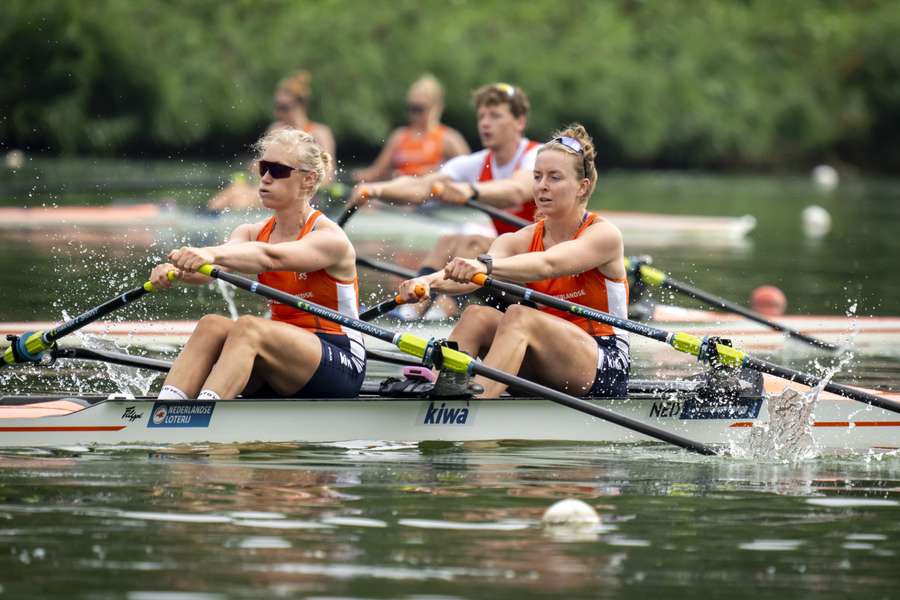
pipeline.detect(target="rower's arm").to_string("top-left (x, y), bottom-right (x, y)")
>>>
top-left (424, 230), bottom-right (527, 295)
top-left (490, 221), bottom-right (625, 282)
top-left (205, 228), bottom-right (350, 275)
top-left (353, 172), bottom-right (449, 206)
top-left (352, 130), bottom-right (401, 183)
top-left (472, 168), bottom-right (534, 209)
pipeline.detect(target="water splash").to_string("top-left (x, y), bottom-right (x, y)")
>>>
top-left (213, 279), bottom-right (240, 320)
top-left (737, 349), bottom-right (857, 462)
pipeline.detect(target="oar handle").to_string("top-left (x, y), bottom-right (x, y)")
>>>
top-left (358, 285), bottom-right (427, 321)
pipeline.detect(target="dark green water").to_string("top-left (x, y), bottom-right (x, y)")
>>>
top-left (1, 159), bottom-right (899, 597)
top-left (0, 444), bottom-right (898, 599)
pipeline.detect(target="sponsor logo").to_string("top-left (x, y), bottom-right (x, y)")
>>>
top-left (649, 398), bottom-right (763, 420)
top-left (148, 402), bottom-right (215, 428)
top-left (121, 406), bottom-right (143, 423)
top-left (421, 401), bottom-right (471, 425)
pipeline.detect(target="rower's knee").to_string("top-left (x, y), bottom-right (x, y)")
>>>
top-left (227, 315), bottom-right (265, 348)
top-left (497, 304), bottom-right (538, 336)
top-left (194, 314), bottom-right (232, 340)
top-left (457, 304), bottom-right (500, 330)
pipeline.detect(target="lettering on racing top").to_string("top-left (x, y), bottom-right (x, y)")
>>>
top-left (649, 397), bottom-right (763, 420)
top-left (419, 401), bottom-right (475, 426)
top-left (121, 406), bottom-right (144, 423)
top-left (148, 402), bottom-right (216, 428)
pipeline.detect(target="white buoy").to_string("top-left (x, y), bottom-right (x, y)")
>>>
top-left (802, 204), bottom-right (832, 239)
top-left (4, 149), bottom-right (25, 170)
top-left (541, 498), bottom-right (600, 526)
top-left (811, 164), bottom-right (839, 191)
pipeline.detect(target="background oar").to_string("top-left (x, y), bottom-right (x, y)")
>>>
top-left (197, 263), bottom-right (716, 455)
top-left (627, 258), bottom-right (838, 351)
top-left (334, 189), bottom-right (367, 227)
top-left (359, 285), bottom-right (428, 321)
top-left (471, 274), bottom-right (900, 415)
top-left (2, 272), bottom-right (176, 367)
top-left (430, 182), bottom-right (531, 230)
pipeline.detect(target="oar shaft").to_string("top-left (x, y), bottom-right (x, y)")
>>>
top-left (636, 263), bottom-right (837, 351)
top-left (335, 202), bottom-right (359, 227)
top-left (743, 356), bottom-right (900, 413)
top-left (470, 362), bottom-right (717, 455)
top-left (44, 284), bottom-right (150, 344)
top-left (474, 274), bottom-right (900, 414)
top-left (465, 199), bottom-right (531, 229)
top-left (357, 256), bottom-right (417, 279)
top-left (359, 285), bottom-right (427, 321)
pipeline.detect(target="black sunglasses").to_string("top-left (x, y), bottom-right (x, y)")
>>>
top-left (406, 103), bottom-right (427, 114)
top-left (258, 160), bottom-right (298, 179)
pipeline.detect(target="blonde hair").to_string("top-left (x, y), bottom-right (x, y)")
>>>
top-left (254, 128), bottom-right (332, 194)
top-left (277, 70), bottom-right (312, 103)
top-left (539, 123), bottom-right (598, 202)
top-left (409, 74), bottom-right (444, 107)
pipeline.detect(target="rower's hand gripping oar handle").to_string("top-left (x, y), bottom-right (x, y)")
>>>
top-left (2, 271), bottom-right (176, 367)
top-left (358, 285), bottom-right (428, 321)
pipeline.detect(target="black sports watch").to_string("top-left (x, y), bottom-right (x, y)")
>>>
top-left (476, 253), bottom-right (493, 275)
top-left (468, 183), bottom-right (480, 201)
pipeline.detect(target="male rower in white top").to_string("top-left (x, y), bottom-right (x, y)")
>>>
top-left (397, 124), bottom-right (630, 398)
top-left (348, 83), bottom-right (540, 318)
top-left (150, 128), bottom-right (365, 400)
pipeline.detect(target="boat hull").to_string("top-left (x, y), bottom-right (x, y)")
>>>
top-left (0, 389), bottom-right (897, 450)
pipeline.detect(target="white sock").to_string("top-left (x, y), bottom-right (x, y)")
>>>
top-left (158, 385), bottom-right (188, 400)
top-left (197, 389), bottom-right (221, 400)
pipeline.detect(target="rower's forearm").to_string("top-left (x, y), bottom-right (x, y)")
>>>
top-left (372, 178), bottom-right (431, 205)
top-left (210, 242), bottom-right (275, 273)
top-left (491, 252), bottom-right (556, 283)
top-left (478, 181), bottom-right (531, 209)
top-left (428, 270), bottom-right (478, 295)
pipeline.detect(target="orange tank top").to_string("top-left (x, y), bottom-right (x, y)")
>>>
top-left (256, 210), bottom-right (360, 337)
top-left (391, 125), bottom-right (447, 176)
top-left (479, 139), bottom-right (540, 235)
top-left (526, 213), bottom-right (629, 339)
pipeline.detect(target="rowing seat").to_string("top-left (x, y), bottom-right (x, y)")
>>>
top-left (0, 398), bottom-right (90, 419)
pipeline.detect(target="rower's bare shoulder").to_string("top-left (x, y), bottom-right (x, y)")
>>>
top-left (228, 220), bottom-right (267, 243)
top-left (587, 218), bottom-right (623, 242)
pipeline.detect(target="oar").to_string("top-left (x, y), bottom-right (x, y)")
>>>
top-left (626, 258), bottom-right (838, 352)
top-left (51, 347), bottom-right (174, 372)
top-left (430, 182), bottom-right (532, 230)
top-left (359, 285), bottom-right (428, 321)
top-left (469, 274), bottom-right (900, 415)
top-left (1, 272), bottom-right (176, 367)
top-left (195, 263), bottom-right (716, 455)
top-left (357, 255), bottom-right (417, 279)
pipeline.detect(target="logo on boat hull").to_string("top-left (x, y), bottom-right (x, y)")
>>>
top-left (649, 398), bottom-right (763, 420)
top-left (148, 402), bottom-right (215, 428)
top-left (419, 401), bottom-right (473, 426)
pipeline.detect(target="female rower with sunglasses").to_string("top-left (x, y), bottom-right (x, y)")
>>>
top-left (150, 128), bottom-right (365, 401)
top-left (397, 124), bottom-right (629, 398)
top-left (208, 71), bottom-right (335, 211)
top-left (352, 74), bottom-right (469, 182)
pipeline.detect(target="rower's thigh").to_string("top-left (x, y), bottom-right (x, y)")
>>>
top-left (239, 319), bottom-right (324, 395)
top-left (502, 306), bottom-right (599, 395)
top-left (450, 304), bottom-right (504, 357)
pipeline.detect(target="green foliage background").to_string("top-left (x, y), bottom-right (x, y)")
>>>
top-left (2, 0), bottom-right (899, 169)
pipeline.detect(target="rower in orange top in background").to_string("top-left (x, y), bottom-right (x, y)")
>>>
top-left (347, 83), bottom-right (540, 319)
top-left (352, 75), bottom-right (470, 182)
top-left (208, 70), bottom-right (336, 211)
top-left (397, 124), bottom-right (629, 398)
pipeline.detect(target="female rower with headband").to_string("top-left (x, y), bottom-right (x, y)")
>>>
top-left (398, 124), bottom-right (629, 398)
top-left (150, 128), bottom-right (365, 400)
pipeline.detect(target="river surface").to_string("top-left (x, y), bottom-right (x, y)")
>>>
top-left (0, 159), bottom-right (899, 598)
